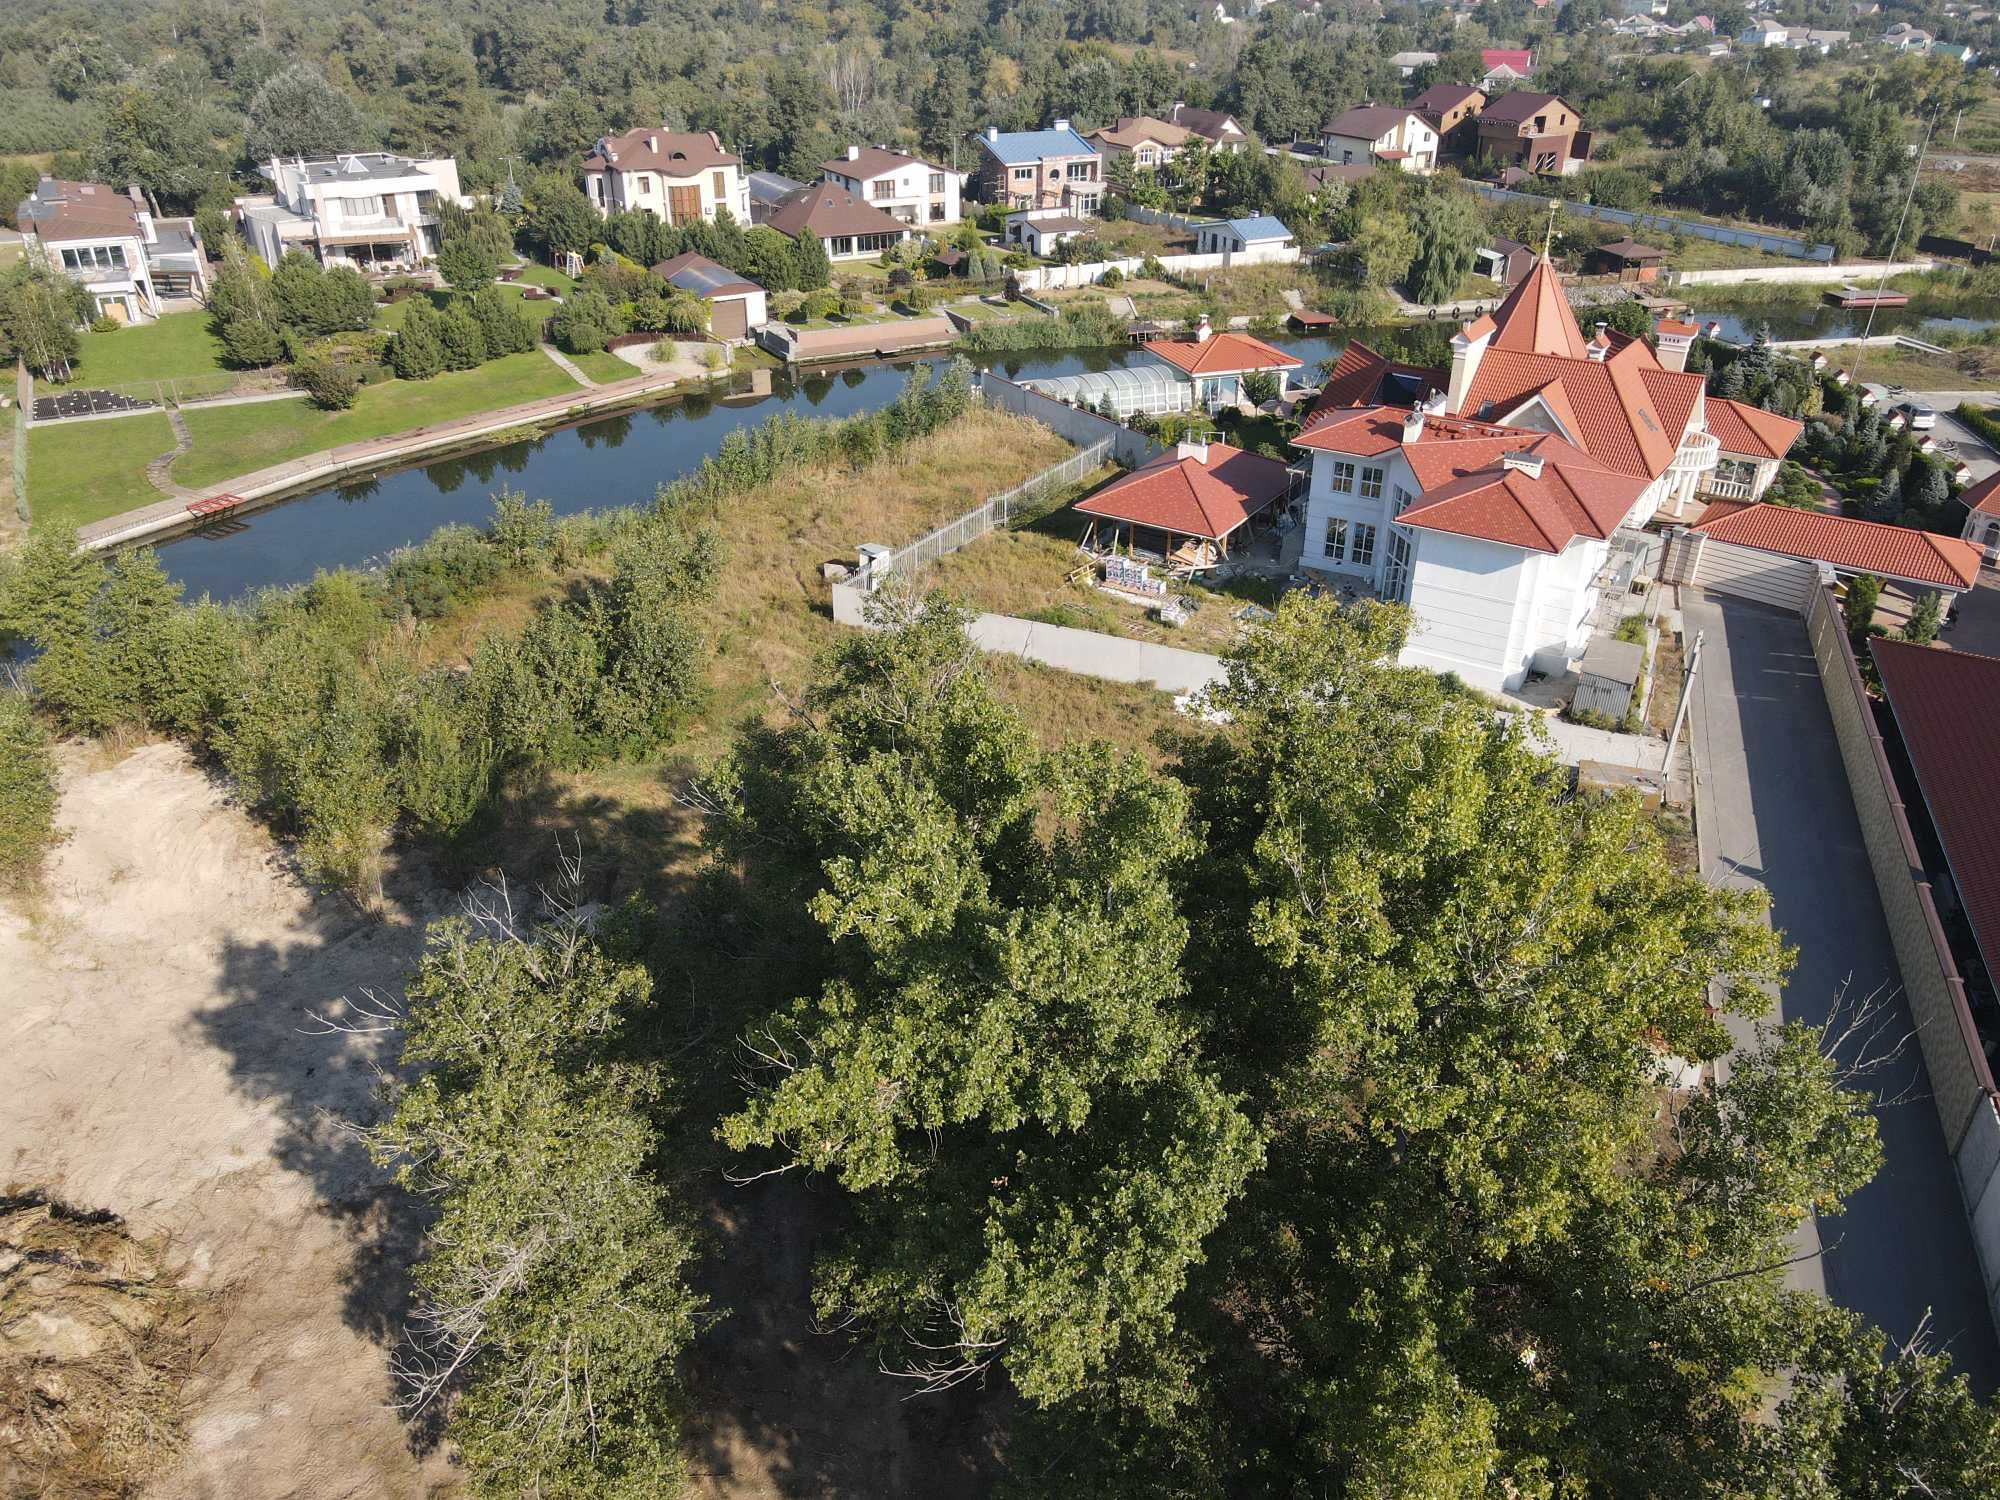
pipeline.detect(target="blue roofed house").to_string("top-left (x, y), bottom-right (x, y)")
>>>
top-left (1194, 214), bottom-right (1296, 263)
top-left (973, 122), bottom-right (1103, 213)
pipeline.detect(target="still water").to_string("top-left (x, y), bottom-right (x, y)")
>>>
top-left (153, 336), bottom-right (1347, 600)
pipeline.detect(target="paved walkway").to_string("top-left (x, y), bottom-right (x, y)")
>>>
top-left (1684, 590), bottom-right (1999, 1390)
top-left (539, 343), bottom-right (594, 388)
top-left (73, 360), bottom-right (709, 551)
top-left (144, 409), bottom-right (196, 500)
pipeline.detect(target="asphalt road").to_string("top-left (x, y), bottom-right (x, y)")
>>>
top-left (1685, 591), bottom-right (2000, 1392)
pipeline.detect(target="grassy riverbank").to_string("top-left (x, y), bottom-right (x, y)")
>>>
top-left (169, 353), bottom-right (580, 490)
top-left (25, 412), bottom-right (177, 532)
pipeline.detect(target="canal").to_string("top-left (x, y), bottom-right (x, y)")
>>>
top-left (153, 335), bottom-right (1349, 600)
top-left (149, 296), bottom-right (1999, 601)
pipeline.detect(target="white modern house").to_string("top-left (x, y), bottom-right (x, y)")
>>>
top-left (236, 153), bottom-right (465, 272)
top-left (583, 129), bottom-right (751, 225)
top-left (1293, 258), bottom-right (1803, 691)
top-left (819, 146), bottom-right (960, 228)
top-left (1319, 106), bottom-right (1439, 173)
top-left (16, 177), bottom-right (208, 324)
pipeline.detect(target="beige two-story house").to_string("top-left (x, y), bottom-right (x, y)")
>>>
top-left (583, 129), bottom-right (751, 225)
top-left (973, 123), bottom-right (1103, 213)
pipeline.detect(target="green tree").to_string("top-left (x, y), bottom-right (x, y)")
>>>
top-left (1901, 590), bottom-right (1944, 644)
top-left (791, 229), bottom-right (831, 291)
top-left (437, 305), bottom-right (488, 370)
top-left (390, 303), bottom-right (447, 380)
top-left (522, 171), bottom-right (598, 262)
top-left (711, 595), bottom-right (1260, 1404)
top-left (89, 79), bottom-right (227, 212)
top-left (0, 528), bottom-right (113, 733)
top-left (0, 265), bottom-right (88, 378)
top-left (546, 288), bottom-right (622, 355)
top-left (389, 41), bottom-right (489, 157)
top-left (438, 234), bottom-right (499, 296)
top-left (362, 905), bottom-right (703, 1498)
top-left (0, 691), bottom-right (62, 890)
top-left (1405, 186), bottom-right (1485, 305)
top-left (1345, 209), bottom-right (1418, 292)
top-left (1844, 573), bottom-right (1884, 636)
top-left (242, 64), bottom-right (371, 168)
top-left (914, 60), bottom-right (973, 158)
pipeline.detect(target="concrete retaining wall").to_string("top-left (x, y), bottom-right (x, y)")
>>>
top-left (971, 373), bottom-right (1165, 467)
top-left (1803, 582), bottom-right (1997, 1151)
top-left (1673, 260), bottom-right (1935, 287)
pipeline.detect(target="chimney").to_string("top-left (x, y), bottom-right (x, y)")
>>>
top-left (986, 125), bottom-right (1000, 142)
top-left (1177, 436), bottom-right (1210, 464)
top-left (1446, 318), bottom-right (1493, 415)
top-left (648, 133), bottom-right (659, 152)
top-left (1588, 324), bottom-right (1609, 362)
top-left (1401, 408), bottom-right (1426, 444)
top-left (847, 145), bottom-right (861, 160)
top-left (1053, 118), bottom-right (1071, 132)
top-left (1194, 313), bottom-right (1213, 343)
top-left (1654, 320), bottom-right (1693, 373)
top-left (1500, 450), bottom-right (1545, 479)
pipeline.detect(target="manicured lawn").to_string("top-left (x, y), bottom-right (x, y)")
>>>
top-left (511, 262), bottom-right (576, 293)
top-left (374, 284), bottom-right (560, 331)
top-left (504, 284), bottom-right (561, 324)
top-left (173, 353), bottom-right (581, 489)
top-left (26, 411), bottom-right (176, 532)
top-left (37, 310), bottom-right (228, 394)
top-left (563, 348), bottom-right (639, 383)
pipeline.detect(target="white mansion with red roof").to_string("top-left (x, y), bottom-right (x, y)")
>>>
top-left (1293, 257), bottom-right (1804, 691)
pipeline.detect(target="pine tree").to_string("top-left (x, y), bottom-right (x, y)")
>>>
top-left (791, 229), bottom-right (831, 291)
top-left (391, 304), bottom-right (447, 380)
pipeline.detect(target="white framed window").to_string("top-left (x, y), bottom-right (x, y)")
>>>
top-left (929, 172), bottom-right (947, 193)
top-left (872, 180), bottom-right (895, 200)
top-left (1360, 466), bottom-right (1384, 500)
top-left (1012, 166), bottom-right (1034, 181)
top-left (1351, 523), bottom-right (1377, 567)
top-left (1331, 461), bottom-right (1355, 494)
top-left (341, 195), bottom-right (383, 220)
top-left (1392, 485), bottom-right (1414, 516)
top-left (1323, 517), bottom-right (1348, 560)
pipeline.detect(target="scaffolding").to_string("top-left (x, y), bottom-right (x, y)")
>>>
top-left (1025, 363), bottom-right (1194, 419)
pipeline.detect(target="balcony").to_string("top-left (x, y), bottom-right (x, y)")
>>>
top-left (1701, 476), bottom-right (1755, 501)
top-left (1668, 428), bottom-right (1719, 479)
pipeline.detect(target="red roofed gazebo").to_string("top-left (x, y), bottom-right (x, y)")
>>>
top-left (1074, 437), bottom-right (1293, 572)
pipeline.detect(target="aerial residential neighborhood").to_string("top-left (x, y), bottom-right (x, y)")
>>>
top-left (5, 0), bottom-right (2000, 1495)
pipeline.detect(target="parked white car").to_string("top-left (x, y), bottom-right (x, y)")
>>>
top-left (1894, 401), bottom-right (1939, 431)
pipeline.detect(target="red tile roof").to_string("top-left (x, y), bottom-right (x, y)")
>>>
top-left (1962, 470), bottom-right (2000, 518)
top-left (1073, 441), bottom-right (1291, 540)
top-left (1291, 409), bottom-right (1643, 553)
top-left (586, 129), bottom-right (739, 174)
top-left (1705, 397), bottom-right (1804, 461)
top-left (1482, 49), bottom-right (1536, 70)
top-left (1306, 341), bottom-right (1443, 413)
top-left (1872, 639), bottom-right (2000, 975)
top-left (1459, 344), bottom-right (1700, 478)
top-left (1145, 330), bottom-right (1303, 377)
top-left (1480, 257), bottom-right (1588, 360)
top-left (1690, 502), bottom-right (1982, 589)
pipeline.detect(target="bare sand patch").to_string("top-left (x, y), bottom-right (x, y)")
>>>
top-left (0, 742), bottom-right (457, 1499)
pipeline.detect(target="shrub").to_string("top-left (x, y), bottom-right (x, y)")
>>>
top-left (383, 525), bottom-right (507, 619)
top-left (391, 676), bottom-right (497, 845)
top-left (1100, 266), bottom-right (1124, 288)
top-left (88, 314), bottom-right (120, 334)
top-left (390, 305), bottom-right (446, 380)
top-left (547, 288), bottom-right (623, 355)
top-left (487, 491), bottom-right (557, 570)
top-left (437, 306), bottom-right (488, 371)
top-left (1843, 573), bottom-right (1883, 637)
top-left (0, 690), bottom-right (61, 890)
top-left (294, 352), bottom-right (360, 410)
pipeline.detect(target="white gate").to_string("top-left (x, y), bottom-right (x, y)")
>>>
top-left (1691, 535), bottom-right (1817, 611)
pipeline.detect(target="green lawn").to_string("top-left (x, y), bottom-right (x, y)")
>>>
top-left (563, 348), bottom-right (637, 383)
top-left (504, 284), bottom-right (561, 324)
top-left (37, 310), bottom-right (228, 394)
top-left (26, 411), bottom-right (177, 532)
top-left (511, 262), bottom-right (576, 293)
top-left (375, 283), bottom-right (560, 332)
top-left (173, 353), bottom-right (580, 489)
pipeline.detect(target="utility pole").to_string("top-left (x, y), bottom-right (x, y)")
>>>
top-left (1662, 628), bottom-right (1705, 783)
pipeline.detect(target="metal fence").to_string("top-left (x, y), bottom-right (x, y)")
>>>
top-left (1466, 185), bottom-right (1835, 263)
top-left (886, 437), bottom-right (1114, 575)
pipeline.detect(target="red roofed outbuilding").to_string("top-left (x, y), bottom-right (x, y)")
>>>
top-left (1072, 438), bottom-right (1292, 570)
top-left (1142, 318), bottom-right (1303, 409)
top-left (1959, 470), bottom-right (2000, 566)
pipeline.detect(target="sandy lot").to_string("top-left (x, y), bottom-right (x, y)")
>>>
top-left (0, 742), bottom-right (457, 1498)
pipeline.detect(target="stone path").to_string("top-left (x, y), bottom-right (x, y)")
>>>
top-left (539, 342), bottom-right (595, 387)
top-left (144, 408), bottom-right (197, 500)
